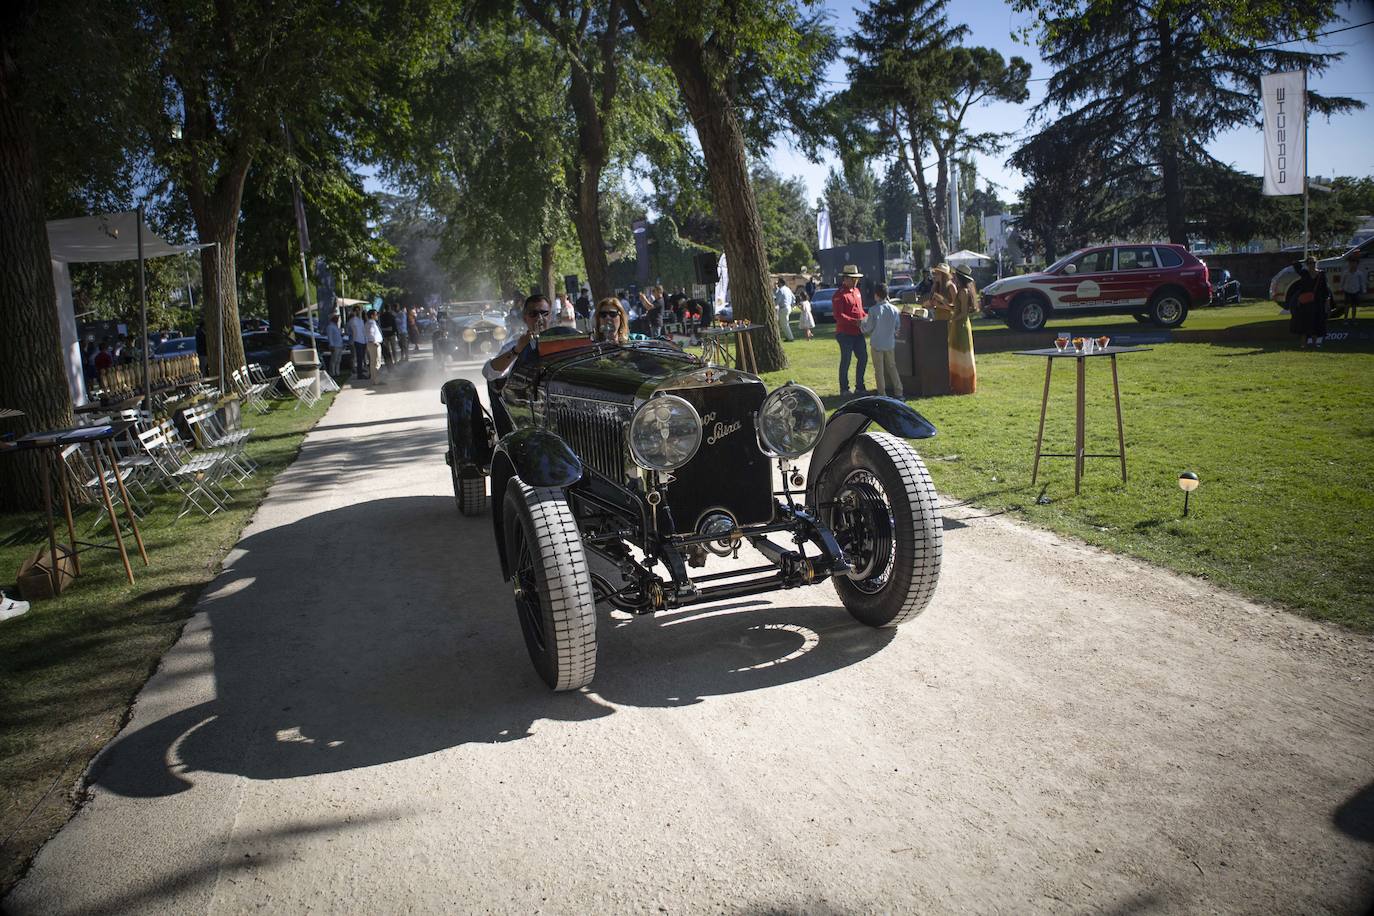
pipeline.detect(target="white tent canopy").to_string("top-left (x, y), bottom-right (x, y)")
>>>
top-left (47, 211), bottom-right (207, 406)
top-left (946, 249), bottom-right (993, 266)
top-left (47, 212), bottom-right (205, 263)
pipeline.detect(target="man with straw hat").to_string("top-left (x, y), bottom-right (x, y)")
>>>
top-left (833, 264), bottom-right (868, 396)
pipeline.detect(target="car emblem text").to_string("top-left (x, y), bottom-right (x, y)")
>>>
top-left (701, 411), bottom-right (742, 446)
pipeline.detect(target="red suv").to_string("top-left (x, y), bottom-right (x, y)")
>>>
top-left (980, 244), bottom-right (1210, 331)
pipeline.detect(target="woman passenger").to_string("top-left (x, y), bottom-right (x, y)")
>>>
top-left (593, 297), bottom-right (630, 344)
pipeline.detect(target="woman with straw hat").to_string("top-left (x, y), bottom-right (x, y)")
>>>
top-left (949, 265), bottom-right (980, 393)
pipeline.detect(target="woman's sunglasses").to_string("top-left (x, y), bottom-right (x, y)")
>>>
top-left (597, 311), bottom-right (620, 320)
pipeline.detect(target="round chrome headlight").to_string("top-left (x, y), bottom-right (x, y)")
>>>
top-left (629, 394), bottom-right (702, 472)
top-left (492, 326), bottom-right (508, 341)
top-left (757, 383), bottom-right (825, 458)
top-left (462, 328), bottom-right (477, 342)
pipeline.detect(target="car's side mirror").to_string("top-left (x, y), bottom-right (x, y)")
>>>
top-left (1063, 264), bottom-right (1077, 275)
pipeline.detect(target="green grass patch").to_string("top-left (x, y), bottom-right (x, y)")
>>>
top-left (0, 393), bottom-right (334, 893)
top-left (762, 328), bottom-right (1374, 632)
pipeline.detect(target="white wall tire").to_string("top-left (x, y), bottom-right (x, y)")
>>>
top-left (502, 479), bottom-right (597, 690)
top-left (823, 431), bottom-right (943, 627)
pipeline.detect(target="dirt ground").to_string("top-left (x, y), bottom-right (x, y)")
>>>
top-left (7, 356), bottom-right (1372, 914)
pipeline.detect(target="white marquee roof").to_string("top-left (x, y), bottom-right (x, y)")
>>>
top-left (46, 211), bottom-right (208, 264)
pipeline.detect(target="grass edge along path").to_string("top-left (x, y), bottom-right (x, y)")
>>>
top-left (0, 392), bottom-right (336, 895)
top-left (760, 326), bottom-right (1374, 634)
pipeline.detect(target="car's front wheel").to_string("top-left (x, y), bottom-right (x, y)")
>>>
top-left (1008, 294), bottom-right (1049, 332)
top-left (822, 431), bottom-right (942, 627)
top-left (502, 479), bottom-right (597, 690)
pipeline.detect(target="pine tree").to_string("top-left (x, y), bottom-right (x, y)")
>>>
top-left (1011, 0), bottom-right (1362, 244)
top-left (837, 0), bottom-right (1030, 264)
top-left (879, 159), bottom-right (917, 246)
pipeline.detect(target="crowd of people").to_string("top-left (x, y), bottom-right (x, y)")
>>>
top-left (827, 262), bottom-right (979, 398)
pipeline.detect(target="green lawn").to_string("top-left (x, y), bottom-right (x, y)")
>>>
top-left (0, 393), bottom-right (334, 893)
top-left (761, 326), bottom-right (1374, 632)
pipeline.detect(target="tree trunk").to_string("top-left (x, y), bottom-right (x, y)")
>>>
top-left (265, 257), bottom-right (296, 336)
top-left (568, 67), bottom-right (612, 300)
top-left (906, 142), bottom-right (946, 266)
top-left (199, 222), bottom-right (246, 377)
top-left (0, 18), bottom-right (75, 511)
top-left (540, 240), bottom-right (557, 303)
top-left (1155, 15), bottom-right (1186, 245)
top-left (663, 38), bottom-right (786, 372)
top-left (193, 165), bottom-right (249, 377)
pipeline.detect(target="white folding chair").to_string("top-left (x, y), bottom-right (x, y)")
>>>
top-left (277, 363), bottom-right (320, 410)
top-left (136, 422), bottom-right (229, 519)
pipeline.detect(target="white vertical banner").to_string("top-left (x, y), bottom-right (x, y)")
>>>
top-left (714, 253), bottom-right (729, 309)
top-left (816, 209), bottom-right (833, 250)
top-left (1261, 70), bottom-right (1306, 196)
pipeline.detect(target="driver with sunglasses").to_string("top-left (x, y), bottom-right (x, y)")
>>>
top-left (482, 293), bottom-right (553, 381)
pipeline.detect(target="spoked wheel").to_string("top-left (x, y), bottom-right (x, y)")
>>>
top-left (452, 463), bottom-right (489, 516)
top-left (822, 431), bottom-right (943, 627)
top-left (502, 479), bottom-right (597, 690)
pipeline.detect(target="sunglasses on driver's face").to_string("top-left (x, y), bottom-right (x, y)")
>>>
top-left (597, 311), bottom-right (620, 320)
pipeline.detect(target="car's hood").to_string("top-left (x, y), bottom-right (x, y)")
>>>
top-left (982, 272), bottom-right (1051, 296)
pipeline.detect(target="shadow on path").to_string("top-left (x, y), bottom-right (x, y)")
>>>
top-left (91, 496), bottom-right (892, 798)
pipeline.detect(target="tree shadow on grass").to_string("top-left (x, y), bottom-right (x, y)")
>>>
top-left (89, 495), bottom-right (893, 799)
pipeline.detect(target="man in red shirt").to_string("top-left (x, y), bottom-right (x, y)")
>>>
top-left (833, 264), bottom-right (868, 396)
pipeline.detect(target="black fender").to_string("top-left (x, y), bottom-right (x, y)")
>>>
top-left (440, 378), bottom-right (494, 477)
top-left (805, 396), bottom-right (936, 507)
top-left (488, 428), bottom-right (584, 580)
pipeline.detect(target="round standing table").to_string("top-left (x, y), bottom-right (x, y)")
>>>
top-left (1014, 345), bottom-right (1151, 494)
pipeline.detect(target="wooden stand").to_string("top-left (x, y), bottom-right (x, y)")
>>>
top-left (898, 316), bottom-right (950, 398)
top-left (1020, 346), bottom-right (1150, 494)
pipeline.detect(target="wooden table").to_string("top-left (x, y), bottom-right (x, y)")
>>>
top-left (1015, 345), bottom-right (1151, 494)
top-left (5, 422), bottom-right (149, 591)
top-left (698, 324), bottom-right (760, 374)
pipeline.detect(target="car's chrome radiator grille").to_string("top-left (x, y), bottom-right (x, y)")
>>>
top-left (550, 400), bottom-right (627, 481)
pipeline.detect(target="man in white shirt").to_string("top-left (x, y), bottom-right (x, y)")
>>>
top-left (346, 307), bottom-right (368, 379)
top-left (774, 278), bottom-right (795, 341)
top-left (483, 294), bottom-right (552, 382)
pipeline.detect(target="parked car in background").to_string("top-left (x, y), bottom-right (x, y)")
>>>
top-left (980, 244), bottom-right (1210, 331)
top-left (1268, 237), bottom-right (1374, 317)
top-left (809, 287), bottom-right (837, 322)
top-left (152, 337), bottom-right (197, 360)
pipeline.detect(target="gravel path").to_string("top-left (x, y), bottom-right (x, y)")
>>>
top-left (8, 355), bottom-right (1372, 915)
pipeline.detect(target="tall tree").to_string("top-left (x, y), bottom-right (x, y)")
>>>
top-left (752, 164), bottom-right (814, 272)
top-left (838, 0), bottom-right (1029, 265)
top-left (0, 1), bottom-right (74, 509)
top-left (1011, 0), bottom-right (1362, 244)
top-left (823, 166), bottom-right (881, 245)
top-left (879, 158), bottom-right (917, 246)
top-left (623, 0), bottom-right (833, 372)
top-left (134, 0), bottom-right (447, 373)
top-left (395, 21), bottom-right (574, 301)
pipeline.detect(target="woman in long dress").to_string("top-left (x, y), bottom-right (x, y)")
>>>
top-left (948, 265), bottom-right (979, 394)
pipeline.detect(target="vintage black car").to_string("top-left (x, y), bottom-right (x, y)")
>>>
top-left (433, 309), bottom-right (510, 363)
top-left (441, 329), bottom-right (943, 690)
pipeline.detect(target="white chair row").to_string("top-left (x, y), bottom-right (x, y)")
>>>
top-left (231, 366), bottom-right (275, 414)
